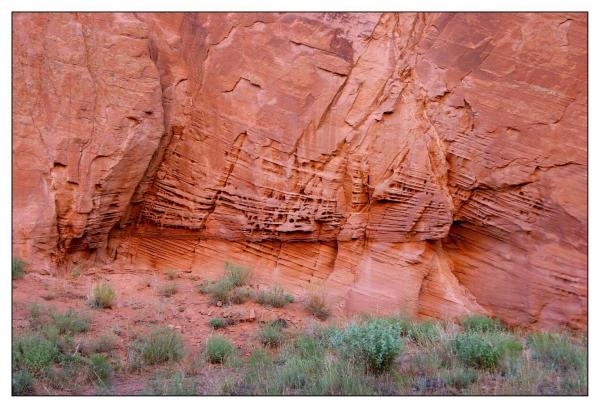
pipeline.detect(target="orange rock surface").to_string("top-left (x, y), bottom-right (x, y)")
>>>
top-left (12, 12), bottom-right (587, 330)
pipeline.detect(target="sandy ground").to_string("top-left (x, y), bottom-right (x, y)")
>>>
top-left (12, 269), bottom-right (331, 395)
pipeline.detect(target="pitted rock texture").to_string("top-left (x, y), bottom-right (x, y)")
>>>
top-left (12, 12), bottom-right (587, 331)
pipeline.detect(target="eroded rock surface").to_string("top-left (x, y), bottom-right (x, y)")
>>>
top-left (13, 12), bottom-right (587, 330)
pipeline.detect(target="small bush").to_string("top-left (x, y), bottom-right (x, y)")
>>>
top-left (51, 309), bottom-right (90, 334)
top-left (136, 327), bottom-right (185, 365)
top-left (231, 287), bottom-right (252, 304)
top-left (88, 353), bottom-right (111, 383)
top-left (224, 261), bottom-right (252, 287)
top-left (205, 335), bottom-right (235, 364)
top-left (450, 332), bottom-right (501, 370)
top-left (208, 317), bottom-right (230, 330)
top-left (12, 369), bottom-right (34, 395)
top-left (256, 285), bottom-right (295, 308)
top-left (305, 291), bottom-right (330, 320)
top-left (460, 315), bottom-right (505, 333)
top-left (259, 323), bottom-right (284, 348)
top-left (12, 258), bottom-right (26, 280)
top-left (13, 334), bottom-right (59, 374)
top-left (90, 283), bottom-right (116, 309)
top-left (158, 282), bottom-right (178, 298)
top-left (333, 317), bottom-right (404, 373)
top-left (527, 332), bottom-right (586, 371)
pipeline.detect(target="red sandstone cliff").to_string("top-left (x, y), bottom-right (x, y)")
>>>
top-left (12, 12), bottom-right (587, 330)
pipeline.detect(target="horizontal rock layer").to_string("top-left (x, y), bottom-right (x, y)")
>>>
top-left (13, 12), bottom-right (587, 330)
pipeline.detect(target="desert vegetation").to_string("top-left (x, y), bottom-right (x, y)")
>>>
top-left (12, 258), bottom-right (26, 280)
top-left (12, 262), bottom-right (586, 396)
top-left (13, 301), bottom-right (587, 395)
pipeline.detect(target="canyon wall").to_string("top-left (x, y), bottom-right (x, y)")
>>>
top-left (12, 12), bottom-right (587, 330)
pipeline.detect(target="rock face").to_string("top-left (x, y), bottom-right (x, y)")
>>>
top-left (13, 12), bottom-right (587, 330)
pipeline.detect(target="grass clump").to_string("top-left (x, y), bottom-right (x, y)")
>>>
top-left (201, 262), bottom-right (252, 305)
top-left (224, 261), bottom-right (252, 287)
top-left (90, 283), bottom-right (116, 309)
top-left (231, 287), bottom-right (252, 304)
top-left (12, 258), bottom-right (26, 280)
top-left (135, 327), bottom-right (185, 365)
top-left (88, 353), bottom-right (111, 383)
top-left (527, 332), bottom-right (586, 371)
top-left (405, 320), bottom-right (442, 345)
top-left (305, 291), bottom-right (330, 320)
top-left (12, 369), bottom-right (35, 395)
top-left (259, 322), bottom-right (284, 348)
top-left (13, 334), bottom-right (59, 374)
top-left (207, 279), bottom-right (234, 304)
top-left (460, 315), bottom-right (505, 333)
top-left (83, 333), bottom-right (117, 355)
top-left (332, 317), bottom-right (404, 373)
top-left (158, 282), bottom-right (178, 298)
top-left (205, 335), bottom-right (235, 364)
top-left (208, 317), bottom-right (231, 330)
top-left (256, 285), bottom-right (295, 308)
top-left (146, 369), bottom-right (197, 395)
top-left (51, 309), bottom-right (90, 335)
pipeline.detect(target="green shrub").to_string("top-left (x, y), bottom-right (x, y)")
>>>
top-left (305, 291), bottom-right (330, 320)
top-left (208, 317), bottom-right (230, 329)
top-left (136, 327), bottom-right (185, 365)
top-left (51, 309), bottom-right (90, 334)
top-left (205, 335), bottom-right (235, 364)
top-left (88, 353), bottom-right (111, 383)
top-left (231, 287), bottom-right (252, 304)
top-left (333, 317), bottom-right (404, 373)
top-left (12, 258), bottom-right (26, 280)
top-left (90, 283), bottom-right (116, 309)
top-left (13, 334), bottom-right (59, 374)
top-left (224, 261), bottom-right (252, 287)
top-left (256, 285), bottom-right (295, 308)
top-left (12, 369), bottom-right (34, 395)
top-left (450, 332), bottom-right (502, 370)
top-left (158, 282), bottom-right (178, 298)
top-left (527, 332), bottom-right (586, 371)
top-left (259, 323), bottom-right (284, 347)
top-left (460, 315), bottom-right (505, 333)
